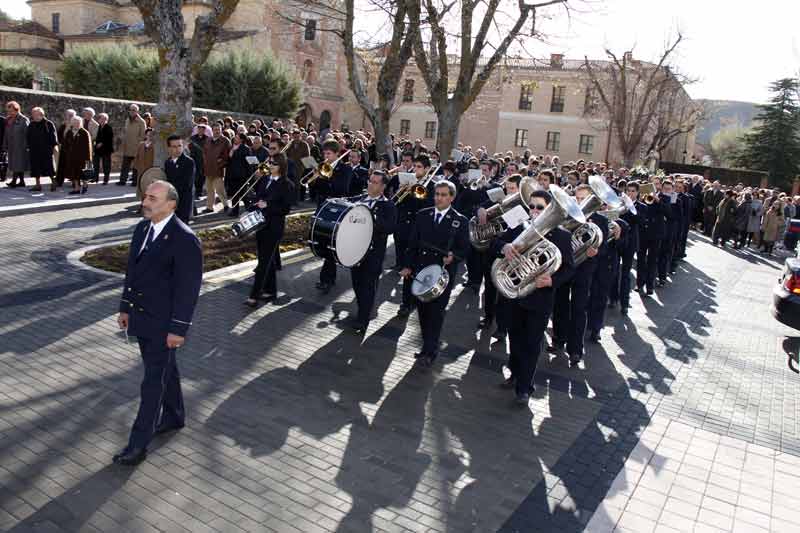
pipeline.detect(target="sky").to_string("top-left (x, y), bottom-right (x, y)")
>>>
top-left (5, 0), bottom-right (798, 104)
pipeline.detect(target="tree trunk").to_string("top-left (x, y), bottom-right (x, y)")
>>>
top-left (435, 105), bottom-right (461, 161)
top-left (152, 47), bottom-right (193, 166)
top-left (373, 109), bottom-right (393, 165)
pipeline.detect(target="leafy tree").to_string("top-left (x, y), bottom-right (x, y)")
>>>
top-left (0, 59), bottom-right (36, 88)
top-left (735, 78), bottom-right (800, 188)
top-left (60, 45), bottom-right (159, 101)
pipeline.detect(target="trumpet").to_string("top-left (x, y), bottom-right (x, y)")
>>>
top-left (639, 182), bottom-right (657, 204)
top-left (392, 163), bottom-right (441, 204)
top-left (300, 149), bottom-right (351, 186)
top-left (468, 177), bottom-right (539, 251)
top-left (470, 175), bottom-right (489, 191)
top-left (229, 161), bottom-right (271, 207)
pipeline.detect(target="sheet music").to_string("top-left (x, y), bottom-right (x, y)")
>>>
top-left (451, 149), bottom-right (464, 161)
top-left (501, 205), bottom-right (529, 229)
top-left (486, 187), bottom-right (505, 203)
top-left (301, 156), bottom-right (318, 169)
top-left (467, 169), bottom-right (482, 180)
top-left (245, 156), bottom-right (260, 165)
top-left (398, 172), bottom-right (417, 186)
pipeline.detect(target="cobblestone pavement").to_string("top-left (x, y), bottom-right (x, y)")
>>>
top-left (0, 203), bottom-right (797, 533)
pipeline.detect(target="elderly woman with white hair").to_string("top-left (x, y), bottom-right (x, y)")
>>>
top-left (25, 107), bottom-right (58, 192)
top-left (93, 112), bottom-right (114, 184)
top-left (61, 115), bottom-right (93, 195)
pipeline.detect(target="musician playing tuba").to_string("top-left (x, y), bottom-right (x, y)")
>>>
top-left (488, 188), bottom-right (576, 406)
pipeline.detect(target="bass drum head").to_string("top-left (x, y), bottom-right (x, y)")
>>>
top-left (412, 264), bottom-right (444, 296)
top-left (334, 204), bottom-right (373, 267)
top-left (138, 167), bottom-right (166, 192)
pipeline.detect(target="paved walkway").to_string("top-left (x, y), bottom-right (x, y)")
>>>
top-left (0, 203), bottom-right (797, 533)
top-left (0, 175), bottom-right (136, 215)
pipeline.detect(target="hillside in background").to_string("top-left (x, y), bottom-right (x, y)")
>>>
top-left (695, 99), bottom-right (759, 145)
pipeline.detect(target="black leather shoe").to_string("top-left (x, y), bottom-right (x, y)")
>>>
top-left (397, 304), bottom-right (411, 317)
top-left (607, 301), bottom-right (617, 309)
top-left (352, 322), bottom-right (367, 334)
top-left (568, 353), bottom-right (583, 367)
top-left (547, 343), bottom-right (564, 354)
top-left (587, 331), bottom-right (600, 343)
top-left (478, 316), bottom-right (493, 329)
top-left (645, 289), bottom-right (654, 296)
top-left (514, 392), bottom-right (530, 405)
top-left (492, 328), bottom-right (507, 340)
top-left (499, 377), bottom-right (515, 389)
top-left (154, 422), bottom-right (184, 436)
top-left (620, 306), bottom-right (629, 316)
top-left (112, 447), bottom-right (147, 466)
top-left (421, 355), bottom-right (435, 368)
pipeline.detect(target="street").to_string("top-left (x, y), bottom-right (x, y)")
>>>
top-left (1, 201), bottom-right (798, 533)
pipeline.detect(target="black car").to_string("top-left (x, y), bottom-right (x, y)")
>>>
top-left (772, 256), bottom-right (800, 330)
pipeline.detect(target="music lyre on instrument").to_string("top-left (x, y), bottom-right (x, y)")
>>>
top-left (300, 150), bottom-right (351, 186)
top-left (392, 163), bottom-right (441, 204)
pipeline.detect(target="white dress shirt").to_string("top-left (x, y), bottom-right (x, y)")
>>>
top-left (139, 213), bottom-right (173, 256)
top-left (434, 206), bottom-right (450, 224)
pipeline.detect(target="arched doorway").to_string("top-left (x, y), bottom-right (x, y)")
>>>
top-left (320, 110), bottom-right (332, 131)
top-left (295, 103), bottom-right (313, 128)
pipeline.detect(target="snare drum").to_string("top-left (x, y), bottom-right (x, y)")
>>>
top-left (231, 210), bottom-right (266, 238)
top-left (411, 264), bottom-right (450, 303)
top-left (309, 199), bottom-right (374, 267)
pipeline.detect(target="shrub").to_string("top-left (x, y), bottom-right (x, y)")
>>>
top-left (0, 59), bottom-right (36, 88)
top-left (61, 46), bottom-right (301, 117)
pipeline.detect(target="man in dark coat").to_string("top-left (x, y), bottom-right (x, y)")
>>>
top-left (189, 126), bottom-right (208, 198)
top-left (703, 181), bottom-right (724, 236)
top-left (163, 135), bottom-right (195, 224)
top-left (114, 179), bottom-right (202, 466)
top-left (92, 113), bottom-right (114, 184)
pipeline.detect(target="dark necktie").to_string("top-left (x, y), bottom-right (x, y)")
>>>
top-left (138, 226), bottom-right (155, 259)
top-left (435, 213), bottom-right (442, 225)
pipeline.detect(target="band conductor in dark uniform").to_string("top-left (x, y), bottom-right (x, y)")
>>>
top-left (115, 179), bottom-right (203, 466)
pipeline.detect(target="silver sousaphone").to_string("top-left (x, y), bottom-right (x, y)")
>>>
top-left (491, 185), bottom-right (585, 299)
top-left (468, 177), bottom-right (540, 251)
top-left (563, 176), bottom-right (622, 265)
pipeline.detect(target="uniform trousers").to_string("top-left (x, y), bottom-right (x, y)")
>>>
top-left (479, 251), bottom-right (497, 320)
top-left (416, 278), bottom-right (454, 357)
top-left (637, 239), bottom-right (659, 291)
top-left (588, 255), bottom-right (615, 333)
top-left (351, 260), bottom-right (382, 325)
top-left (128, 338), bottom-right (184, 451)
top-left (508, 302), bottom-right (549, 395)
top-left (320, 257), bottom-right (337, 285)
top-left (249, 225), bottom-right (281, 298)
top-left (657, 231), bottom-right (676, 281)
top-left (552, 270), bottom-right (592, 357)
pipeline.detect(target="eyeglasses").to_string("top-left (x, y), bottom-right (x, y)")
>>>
top-left (531, 204), bottom-right (546, 211)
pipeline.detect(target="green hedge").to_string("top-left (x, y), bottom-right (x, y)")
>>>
top-left (61, 46), bottom-right (300, 117)
top-left (0, 59), bottom-right (36, 88)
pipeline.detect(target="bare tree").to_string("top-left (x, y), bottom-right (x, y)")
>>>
top-left (132, 0), bottom-right (240, 164)
top-left (276, 0), bottom-right (420, 164)
top-left (413, 0), bottom-right (569, 158)
top-left (583, 33), bottom-right (696, 166)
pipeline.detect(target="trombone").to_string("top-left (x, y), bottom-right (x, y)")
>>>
top-left (229, 161), bottom-right (271, 207)
top-left (392, 163), bottom-right (441, 204)
top-left (639, 182), bottom-right (657, 204)
top-left (300, 149), bottom-right (351, 186)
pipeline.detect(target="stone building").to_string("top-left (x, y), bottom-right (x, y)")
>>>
top-left (363, 53), bottom-right (697, 166)
top-left (1, 0), bottom-right (353, 130)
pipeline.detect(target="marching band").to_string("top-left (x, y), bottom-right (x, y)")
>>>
top-left (232, 148), bottom-right (700, 407)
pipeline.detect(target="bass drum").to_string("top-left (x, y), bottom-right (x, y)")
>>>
top-left (411, 264), bottom-right (450, 303)
top-left (309, 199), bottom-right (374, 267)
top-left (137, 167), bottom-right (166, 200)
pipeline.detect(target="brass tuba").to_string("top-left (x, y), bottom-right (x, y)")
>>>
top-left (563, 176), bottom-right (622, 265)
top-left (469, 177), bottom-right (539, 251)
top-left (491, 185), bottom-right (585, 299)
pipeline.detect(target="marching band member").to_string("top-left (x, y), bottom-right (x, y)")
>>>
top-left (315, 140), bottom-right (356, 294)
top-left (459, 159), bottom-right (495, 292)
top-left (396, 154), bottom-right (434, 317)
top-left (389, 150), bottom-right (417, 272)
top-left (673, 180), bottom-right (693, 265)
top-left (587, 208), bottom-right (626, 342)
top-left (492, 174), bottom-right (522, 342)
top-left (609, 181), bottom-right (642, 315)
top-left (347, 149), bottom-right (370, 193)
top-left (636, 181), bottom-right (666, 296)
top-left (245, 153), bottom-right (294, 307)
top-left (490, 189), bottom-right (574, 404)
top-left (550, 183), bottom-right (608, 366)
top-left (400, 181), bottom-right (469, 367)
top-left (656, 180), bottom-right (677, 286)
top-left (348, 170), bottom-right (398, 333)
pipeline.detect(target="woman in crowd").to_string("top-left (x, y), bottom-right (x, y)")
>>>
top-left (54, 109), bottom-right (76, 191)
top-left (3, 101), bottom-right (29, 189)
top-left (226, 132), bottom-right (252, 217)
top-left (733, 192), bottom-right (752, 249)
top-left (61, 115), bottom-right (92, 195)
top-left (748, 190), bottom-right (764, 248)
top-left (133, 128), bottom-right (155, 201)
top-left (93, 113), bottom-right (114, 184)
top-left (761, 200), bottom-right (785, 256)
top-left (712, 190), bottom-right (737, 247)
top-left (26, 107), bottom-right (58, 192)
